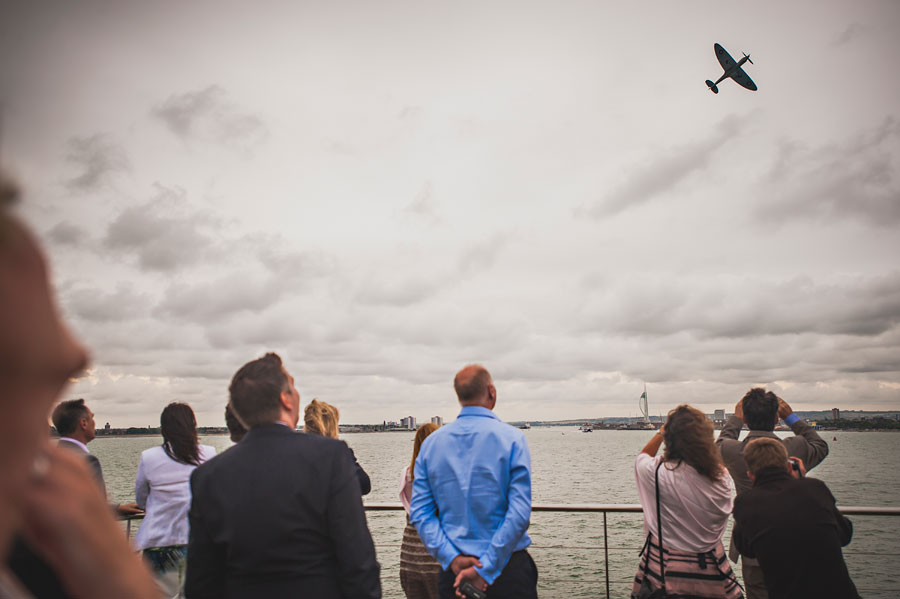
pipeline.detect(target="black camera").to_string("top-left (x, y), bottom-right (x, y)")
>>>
top-left (458, 580), bottom-right (487, 599)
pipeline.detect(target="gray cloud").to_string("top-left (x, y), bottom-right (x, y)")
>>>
top-left (581, 116), bottom-right (744, 218)
top-left (63, 283), bottom-right (153, 323)
top-left (833, 23), bottom-right (869, 46)
top-left (578, 272), bottom-right (900, 339)
top-left (403, 181), bottom-right (440, 223)
top-left (104, 184), bottom-right (222, 272)
top-left (151, 85), bottom-right (266, 144)
top-left (63, 134), bottom-right (129, 192)
top-left (757, 117), bottom-right (900, 225)
top-left (47, 221), bottom-right (88, 246)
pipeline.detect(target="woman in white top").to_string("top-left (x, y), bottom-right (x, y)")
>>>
top-left (134, 402), bottom-right (215, 599)
top-left (632, 405), bottom-right (743, 599)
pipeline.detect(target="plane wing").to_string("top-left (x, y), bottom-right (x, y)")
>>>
top-left (731, 67), bottom-right (758, 91)
top-left (714, 43), bottom-right (736, 71)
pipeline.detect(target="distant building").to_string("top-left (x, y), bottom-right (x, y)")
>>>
top-left (714, 409), bottom-right (725, 422)
top-left (104, 422), bottom-right (111, 431)
top-left (832, 408), bottom-right (840, 421)
top-left (431, 416), bottom-right (443, 426)
top-left (401, 416), bottom-right (416, 430)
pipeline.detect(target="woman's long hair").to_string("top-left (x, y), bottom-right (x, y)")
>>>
top-left (304, 399), bottom-right (340, 439)
top-left (161, 402), bottom-right (201, 466)
top-left (662, 404), bottom-right (724, 481)
top-left (410, 423), bottom-right (439, 480)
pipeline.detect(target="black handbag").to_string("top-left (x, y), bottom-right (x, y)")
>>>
top-left (633, 461), bottom-right (668, 599)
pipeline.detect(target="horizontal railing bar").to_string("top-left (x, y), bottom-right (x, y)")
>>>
top-left (118, 503), bottom-right (900, 520)
top-left (361, 503), bottom-right (900, 515)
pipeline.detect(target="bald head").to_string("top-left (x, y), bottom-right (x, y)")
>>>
top-left (453, 364), bottom-right (496, 408)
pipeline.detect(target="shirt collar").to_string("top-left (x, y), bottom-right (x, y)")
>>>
top-left (457, 405), bottom-right (499, 420)
top-left (58, 437), bottom-right (90, 453)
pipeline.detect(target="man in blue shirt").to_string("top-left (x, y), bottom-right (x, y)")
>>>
top-left (410, 364), bottom-right (537, 599)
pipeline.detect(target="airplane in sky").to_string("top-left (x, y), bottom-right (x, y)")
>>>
top-left (706, 43), bottom-right (757, 94)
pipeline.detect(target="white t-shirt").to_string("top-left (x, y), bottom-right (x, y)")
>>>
top-left (134, 444), bottom-right (216, 550)
top-left (634, 452), bottom-right (734, 553)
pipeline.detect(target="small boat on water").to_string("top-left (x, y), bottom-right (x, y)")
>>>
top-left (579, 424), bottom-right (593, 432)
top-left (518, 422), bottom-right (531, 430)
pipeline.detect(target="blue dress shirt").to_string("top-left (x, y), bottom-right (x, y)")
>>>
top-left (409, 406), bottom-right (532, 584)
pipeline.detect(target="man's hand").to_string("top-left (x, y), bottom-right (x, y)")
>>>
top-left (116, 503), bottom-right (143, 517)
top-left (449, 555), bottom-right (482, 575)
top-left (454, 566), bottom-right (488, 598)
top-left (788, 457), bottom-right (807, 479)
top-left (734, 399), bottom-right (744, 421)
top-left (777, 397), bottom-right (793, 421)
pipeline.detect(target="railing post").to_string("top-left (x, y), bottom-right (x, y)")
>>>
top-left (603, 511), bottom-right (610, 599)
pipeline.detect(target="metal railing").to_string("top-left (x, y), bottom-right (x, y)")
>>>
top-left (121, 504), bottom-right (900, 599)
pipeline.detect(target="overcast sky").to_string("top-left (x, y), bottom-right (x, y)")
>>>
top-left (2, 0), bottom-right (898, 427)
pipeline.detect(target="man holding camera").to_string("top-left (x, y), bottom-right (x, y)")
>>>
top-left (410, 365), bottom-right (536, 599)
top-left (732, 438), bottom-right (860, 599)
top-left (717, 388), bottom-right (829, 599)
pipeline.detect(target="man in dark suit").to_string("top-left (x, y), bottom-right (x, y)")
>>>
top-left (185, 352), bottom-right (381, 599)
top-left (51, 399), bottom-right (104, 490)
top-left (733, 438), bottom-right (860, 599)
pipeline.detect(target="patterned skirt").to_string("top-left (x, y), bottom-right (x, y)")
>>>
top-left (632, 535), bottom-right (743, 599)
top-left (400, 522), bottom-right (441, 599)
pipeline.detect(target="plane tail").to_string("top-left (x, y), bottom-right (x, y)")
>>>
top-left (705, 80), bottom-right (719, 94)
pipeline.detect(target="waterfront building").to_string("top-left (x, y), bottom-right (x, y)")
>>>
top-left (401, 416), bottom-right (416, 430)
top-left (833, 408), bottom-right (841, 420)
top-left (430, 416), bottom-right (443, 426)
top-left (714, 409), bottom-right (725, 422)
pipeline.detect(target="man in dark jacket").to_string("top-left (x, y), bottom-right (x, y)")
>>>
top-left (732, 438), bottom-right (860, 599)
top-left (185, 352), bottom-right (381, 599)
top-left (717, 388), bottom-right (829, 598)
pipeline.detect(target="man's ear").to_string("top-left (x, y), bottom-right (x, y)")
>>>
top-left (747, 471), bottom-right (755, 483)
top-left (279, 389), bottom-right (293, 412)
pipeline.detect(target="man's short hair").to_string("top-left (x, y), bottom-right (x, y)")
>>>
top-left (744, 437), bottom-right (789, 476)
top-left (52, 399), bottom-right (89, 436)
top-left (453, 365), bottom-right (492, 404)
top-left (742, 387), bottom-right (779, 431)
top-left (228, 353), bottom-right (289, 429)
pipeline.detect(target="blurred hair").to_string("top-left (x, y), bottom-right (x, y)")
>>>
top-left (453, 365), bottom-right (492, 404)
top-left (410, 422), bottom-right (440, 479)
top-left (228, 353), bottom-right (289, 428)
top-left (744, 437), bottom-right (789, 476)
top-left (161, 402), bottom-right (200, 465)
top-left (304, 399), bottom-right (339, 439)
top-left (742, 388), bottom-right (779, 431)
top-left (51, 399), bottom-right (90, 436)
top-left (224, 403), bottom-right (247, 443)
top-left (663, 404), bottom-right (725, 482)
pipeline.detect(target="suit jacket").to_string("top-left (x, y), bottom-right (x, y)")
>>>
top-left (185, 423), bottom-right (381, 599)
top-left (57, 439), bottom-right (105, 497)
top-left (733, 468), bottom-right (859, 599)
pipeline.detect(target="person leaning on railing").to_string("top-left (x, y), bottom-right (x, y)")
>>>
top-left (632, 405), bottom-right (743, 599)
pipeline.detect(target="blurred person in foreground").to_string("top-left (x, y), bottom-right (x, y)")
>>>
top-left (410, 364), bottom-right (536, 599)
top-left (399, 423), bottom-right (441, 599)
top-left (303, 398), bottom-right (371, 495)
top-left (633, 405), bottom-right (742, 599)
top-left (185, 353), bottom-right (380, 599)
top-left (733, 438), bottom-right (859, 599)
top-left (717, 389), bottom-right (828, 599)
top-left (134, 403), bottom-right (216, 598)
top-left (0, 175), bottom-right (158, 597)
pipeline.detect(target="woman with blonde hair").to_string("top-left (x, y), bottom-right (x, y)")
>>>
top-left (632, 405), bottom-right (743, 599)
top-left (304, 399), bottom-right (370, 494)
top-left (399, 423), bottom-right (441, 599)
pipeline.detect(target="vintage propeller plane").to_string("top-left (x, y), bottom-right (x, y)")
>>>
top-left (706, 43), bottom-right (757, 94)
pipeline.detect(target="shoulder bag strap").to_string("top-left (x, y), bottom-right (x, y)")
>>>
top-left (655, 461), bottom-right (666, 588)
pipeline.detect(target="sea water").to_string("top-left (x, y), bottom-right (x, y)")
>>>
top-left (92, 428), bottom-right (900, 598)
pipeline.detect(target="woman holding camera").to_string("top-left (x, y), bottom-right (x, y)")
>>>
top-left (632, 405), bottom-right (743, 599)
